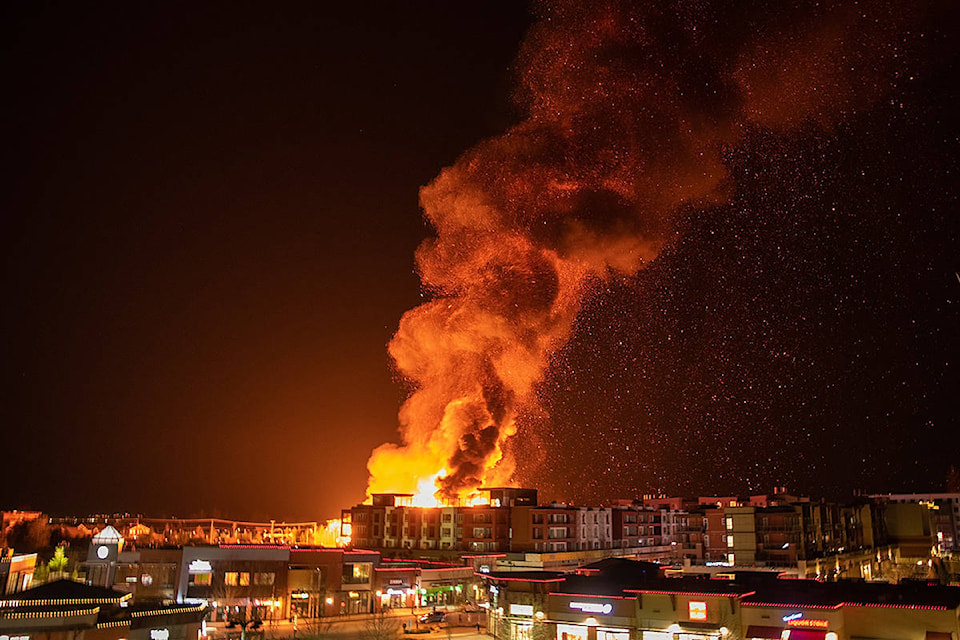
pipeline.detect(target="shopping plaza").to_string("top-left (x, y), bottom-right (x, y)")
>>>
top-left (480, 558), bottom-right (960, 640)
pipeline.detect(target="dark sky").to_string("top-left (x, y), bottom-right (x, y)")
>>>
top-left (3, 2), bottom-right (531, 520)
top-left (4, 2), bottom-right (958, 521)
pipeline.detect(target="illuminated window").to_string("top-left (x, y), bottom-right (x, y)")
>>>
top-left (727, 553), bottom-right (735, 564)
top-left (725, 517), bottom-right (733, 530)
top-left (726, 535), bottom-right (734, 548)
top-left (193, 573), bottom-right (212, 586)
top-left (224, 572), bottom-right (238, 586)
top-left (239, 573), bottom-right (250, 586)
top-left (688, 601), bottom-right (707, 621)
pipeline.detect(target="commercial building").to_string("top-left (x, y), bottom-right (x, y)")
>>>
top-left (0, 579), bottom-right (207, 640)
top-left (480, 558), bottom-right (960, 640)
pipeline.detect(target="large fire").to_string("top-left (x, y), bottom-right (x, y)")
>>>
top-left (365, 0), bottom-right (910, 506)
top-left (317, 518), bottom-right (351, 547)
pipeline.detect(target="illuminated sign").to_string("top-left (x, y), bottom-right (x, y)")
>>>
top-left (688, 601), bottom-right (707, 621)
top-left (787, 619), bottom-right (828, 629)
top-left (188, 560), bottom-right (212, 573)
top-left (569, 602), bottom-right (613, 615)
top-left (151, 630), bottom-right (170, 640)
top-left (782, 613), bottom-right (803, 622)
top-left (141, 574), bottom-right (153, 586)
top-left (489, 586), bottom-right (499, 595)
top-left (510, 604), bottom-right (534, 616)
top-left (291, 593), bottom-right (309, 600)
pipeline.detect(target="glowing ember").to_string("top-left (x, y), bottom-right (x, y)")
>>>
top-left (366, 0), bottom-right (912, 504)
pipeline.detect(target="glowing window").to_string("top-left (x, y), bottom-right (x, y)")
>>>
top-left (224, 572), bottom-right (238, 586)
top-left (688, 601), bottom-right (707, 621)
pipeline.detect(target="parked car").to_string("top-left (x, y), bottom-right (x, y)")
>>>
top-left (418, 611), bottom-right (446, 624)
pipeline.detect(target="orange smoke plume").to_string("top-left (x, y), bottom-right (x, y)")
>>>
top-left (366, 0), bottom-right (913, 504)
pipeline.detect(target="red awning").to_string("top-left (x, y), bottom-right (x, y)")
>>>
top-left (788, 631), bottom-right (827, 640)
top-left (746, 626), bottom-right (785, 639)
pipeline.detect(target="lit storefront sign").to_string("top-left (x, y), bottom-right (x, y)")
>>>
top-left (787, 619), bottom-right (828, 629)
top-left (569, 601), bottom-right (613, 614)
top-left (151, 630), bottom-right (170, 640)
top-left (510, 604), bottom-right (534, 616)
top-left (188, 560), bottom-right (212, 573)
top-left (557, 624), bottom-right (589, 640)
top-left (782, 613), bottom-right (802, 622)
top-left (688, 601), bottom-right (707, 621)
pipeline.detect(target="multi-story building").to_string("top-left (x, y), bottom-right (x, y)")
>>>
top-left (871, 492), bottom-right (960, 553)
top-left (511, 505), bottom-right (610, 553)
top-left (347, 491), bottom-right (522, 553)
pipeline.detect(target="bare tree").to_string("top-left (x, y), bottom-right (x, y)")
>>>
top-left (361, 608), bottom-right (399, 640)
top-left (298, 615), bottom-right (335, 640)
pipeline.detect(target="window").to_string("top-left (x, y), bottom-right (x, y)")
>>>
top-left (442, 514), bottom-right (452, 523)
top-left (342, 563), bottom-right (371, 584)
top-left (727, 535), bottom-right (734, 548)
top-left (192, 573), bottom-right (212, 586)
top-left (224, 572), bottom-right (239, 586)
top-left (725, 517), bottom-right (733, 530)
top-left (442, 528), bottom-right (452, 537)
top-left (255, 572), bottom-right (274, 585)
top-left (532, 528), bottom-right (543, 539)
top-left (239, 573), bottom-right (250, 586)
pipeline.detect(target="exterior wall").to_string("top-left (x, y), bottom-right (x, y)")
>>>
top-left (842, 605), bottom-right (960, 640)
top-left (873, 493), bottom-right (960, 552)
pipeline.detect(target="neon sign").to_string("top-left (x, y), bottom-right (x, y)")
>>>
top-left (782, 613), bottom-right (803, 622)
top-left (188, 560), bottom-right (212, 573)
top-left (787, 619), bottom-right (828, 629)
top-left (570, 602), bottom-right (613, 614)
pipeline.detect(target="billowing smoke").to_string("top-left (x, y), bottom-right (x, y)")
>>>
top-left (366, 0), bottom-right (912, 501)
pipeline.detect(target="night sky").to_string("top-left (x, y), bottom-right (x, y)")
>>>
top-left (4, 2), bottom-right (958, 521)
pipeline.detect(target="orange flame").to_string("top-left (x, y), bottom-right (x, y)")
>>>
top-left (366, 0), bottom-right (905, 504)
top-left (316, 519), bottom-right (351, 547)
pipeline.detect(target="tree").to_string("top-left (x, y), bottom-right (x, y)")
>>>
top-left (48, 545), bottom-right (69, 578)
top-left (6, 518), bottom-right (52, 553)
top-left (361, 608), bottom-right (399, 640)
top-left (298, 615), bottom-right (335, 640)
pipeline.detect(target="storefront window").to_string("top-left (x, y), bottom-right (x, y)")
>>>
top-left (557, 624), bottom-right (589, 640)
